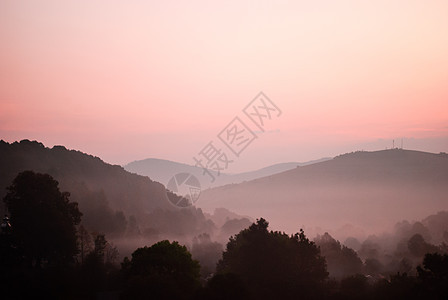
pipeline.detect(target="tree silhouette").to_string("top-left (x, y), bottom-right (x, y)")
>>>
top-left (217, 218), bottom-right (328, 299)
top-left (121, 240), bottom-right (201, 299)
top-left (314, 232), bottom-right (363, 279)
top-left (78, 232), bottom-right (120, 298)
top-left (78, 225), bottom-right (92, 264)
top-left (3, 171), bottom-right (82, 267)
top-left (198, 273), bottom-right (248, 300)
top-left (408, 234), bottom-right (439, 258)
top-left (337, 274), bottom-right (370, 299)
top-left (191, 233), bottom-right (223, 278)
top-left (93, 233), bottom-right (107, 262)
top-left (417, 253), bottom-right (448, 298)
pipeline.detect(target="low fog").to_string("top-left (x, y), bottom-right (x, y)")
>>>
top-left (198, 149), bottom-right (448, 241)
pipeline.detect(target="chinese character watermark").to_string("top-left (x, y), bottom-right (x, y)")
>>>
top-left (168, 91), bottom-right (281, 207)
top-left (243, 92), bottom-right (282, 131)
top-left (193, 91), bottom-right (281, 183)
top-left (218, 117), bottom-right (257, 157)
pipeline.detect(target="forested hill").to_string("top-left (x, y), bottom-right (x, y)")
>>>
top-left (0, 140), bottom-right (171, 235)
top-left (198, 149), bottom-right (448, 239)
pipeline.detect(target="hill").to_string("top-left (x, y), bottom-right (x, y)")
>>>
top-left (197, 149), bottom-right (448, 241)
top-left (124, 157), bottom-right (331, 189)
top-left (0, 140), bottom-right (208, 238)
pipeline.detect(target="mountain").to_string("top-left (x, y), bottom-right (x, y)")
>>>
top-left (4, 140), bottom-right (447, 247)
top-left (0, 139), bottom-right (257, 253)
top-left (0, 139), bottom-right (170, 211)
top-left (124, 158), bottom-right (220, 189)
top-left (0, 140), bottom-right (212, 238)
top-left (224, 158), bottom-right (331, 184)
top-left (124, 157), bottom-right (331, 189)
top-left (196, 149), bottom-right (448, 241)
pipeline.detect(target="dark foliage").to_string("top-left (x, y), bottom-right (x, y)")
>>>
top-left (3, 171), bottom-right (82, 266)
top-left (315, 232), bottom-right (363, 279)
top-left (216, 218), bottom-right (328, 299)
top-left (191, 233), bottom-right (223, 279)
top-left (121, 240), bottom-right (201, 299)
top-left (197, 273), bottom-right (249, 300)
top-left (417, 253), bottom-right (448, 298)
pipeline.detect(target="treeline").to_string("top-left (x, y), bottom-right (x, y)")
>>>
top-left (0, 140), bottom-right (167, 237)
top-left (0, 140), bottom-right (248, 241)
top-left (335, 211), bottom-right (448, 281)
top-left (1, 171), bottom-right (447, 299)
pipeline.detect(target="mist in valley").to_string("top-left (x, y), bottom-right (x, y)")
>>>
top-left (1, 138), bottom-right (448, 299)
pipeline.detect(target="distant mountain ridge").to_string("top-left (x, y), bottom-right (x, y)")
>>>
top-left (196, 149), bottom-right (448, 240)
top-left (0, 139), bottom-right (169, 213)
top-left (0, 140), bottom-right (182, 238)
top-left (0, 140), bottom-right (250, 243)
top-left (124, 157), bottom-right (331, 189)
top-left (3, 140), bottom-right (447, 244)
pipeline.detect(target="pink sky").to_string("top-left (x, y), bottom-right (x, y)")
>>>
top-left (1, 0), bottom-right (447, 172)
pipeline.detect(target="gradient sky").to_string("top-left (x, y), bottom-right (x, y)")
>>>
top-left (1, 0), bottom-right (447, 172)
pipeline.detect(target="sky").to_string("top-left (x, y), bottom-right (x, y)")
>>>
top-left (1, 0), bottom-right (447, 172)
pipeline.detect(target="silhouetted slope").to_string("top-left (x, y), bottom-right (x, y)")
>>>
top-left (0, 140), bottom-right (171, 234)
top-left (198, 149), bottom-right (448, 239)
